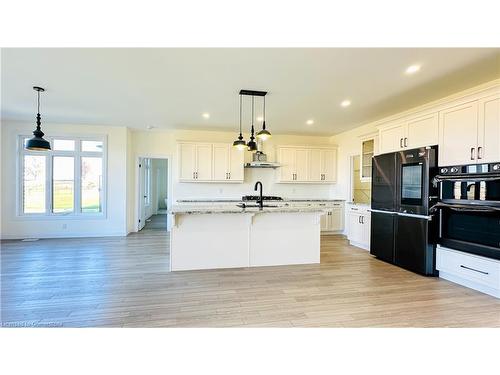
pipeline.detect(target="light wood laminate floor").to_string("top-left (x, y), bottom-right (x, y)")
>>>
top-left (1, 233), bottom-right (499, 327)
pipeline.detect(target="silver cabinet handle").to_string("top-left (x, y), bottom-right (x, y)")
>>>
top-left (404, 137), bottom-right (408, 147)
top-left (470, 147), bottom-right (475, 160)
top-left (193, 172), bottom-right (195, 179)
top-left (228, 172), bottom-right (231, 179)
top-left (478, 147), bottom-right (483, 159)
top-left (460, 264), bottom-right (489, 275)
top-left (400, 138), bottom-right (403, 148)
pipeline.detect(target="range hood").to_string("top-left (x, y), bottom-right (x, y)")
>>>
top-left (245, 150), bottom-right (280, 168)
top-left (244, 161), bottom-right (280, 168)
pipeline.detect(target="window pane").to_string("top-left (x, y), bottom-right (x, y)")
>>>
top-left (52, 156), bottom-right (74, 213)
top-left (53, 139), bottom-right (75, 151)
top-left (81, 157), bottom-right (102, 213)
top-left (23, 155), bottom-right (46, 213)
top-left (81, 140), bottom-right (103, 152)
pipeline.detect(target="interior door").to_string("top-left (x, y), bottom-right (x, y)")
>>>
top-left (279, 148), bottom-right (296, 182)
top-left (179, 143), bottom-right (196, 181)
top-left (477, 95), bottom-right (500, 164)
top-left (379, 123), bottom-right (405, 154)
top-left (321, 149), bottom-right (337, 182)
top-left (295, 149), bottom-right (309, 181)
top-left (308, 149), bottom-right (322, 182)
top-left (229, 146), bottom-right (244, 181)
top-left (406, 112), bottom-right (439, 149)
top-left (438, 101), bottom-right (479, 166)
top-left (138, 158), bottom-right (146, 231)
top-left (212, 144), bottom-right (229, 181)
top-left (195, 144), bottom-right (213, 181)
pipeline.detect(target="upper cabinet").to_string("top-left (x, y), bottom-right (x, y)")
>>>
top-left (359, 132), bottom-right (378, 182)
top-left (277, 146), bottom-right (337, 183)
top-left (178, 142), bottom-right (244, 183)
top-left (378, 112), bottom-right (439, 154)
top-left (438, 93), bottom-right (500, 166)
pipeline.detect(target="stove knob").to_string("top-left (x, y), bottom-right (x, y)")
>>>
top-left (493, 164), bottom-right (500, 171)
top-left (450, 167), bottom-right (459, 173)
top-left (440, 168), bottom-right (448, 174)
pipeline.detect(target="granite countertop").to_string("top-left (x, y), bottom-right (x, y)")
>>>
top-left (170, 204), bottom-right (329, 215)
top-left (176, 198), bottom-right (345, 203)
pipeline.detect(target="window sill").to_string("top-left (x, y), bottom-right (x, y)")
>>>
top-left (15, 214), bottom-right (107, 221)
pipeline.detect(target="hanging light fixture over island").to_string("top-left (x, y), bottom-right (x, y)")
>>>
top-left (233, 89), bottom-right (270, 151)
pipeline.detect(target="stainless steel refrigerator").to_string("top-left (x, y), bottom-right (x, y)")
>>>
top-left (370, 146), bottom-right (438, 275)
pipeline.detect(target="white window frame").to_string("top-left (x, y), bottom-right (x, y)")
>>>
top-left (17, 134), bottom-right (108, 219)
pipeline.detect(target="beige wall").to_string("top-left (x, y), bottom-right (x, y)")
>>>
top-left (1, 120), bottom-right (129, 239)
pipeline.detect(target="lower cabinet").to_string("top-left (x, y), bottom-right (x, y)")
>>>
top-left (320, 205), bottom-right (344, 232)
top-left (347, 205), bottom-right (370, 250)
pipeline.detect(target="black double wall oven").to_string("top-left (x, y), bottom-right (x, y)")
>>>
top-left (370, 146), bottom-right (439, 275)
top-left (431, 163), bottom-right (500, 260)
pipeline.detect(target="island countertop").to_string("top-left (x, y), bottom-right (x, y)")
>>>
top-left (170, 204), bottom-right (329, 215)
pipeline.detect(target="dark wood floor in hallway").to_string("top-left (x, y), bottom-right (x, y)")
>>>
top-left (2, 233), bottom-right (499, 327)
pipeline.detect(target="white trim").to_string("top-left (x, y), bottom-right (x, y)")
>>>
top-left (16, 134), bottom-right (108, 219)
top-left (0, 231), bottom-right (128, 240)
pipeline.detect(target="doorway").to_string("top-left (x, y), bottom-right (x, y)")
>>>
top-left (138, 157), bottom-right (169, 231)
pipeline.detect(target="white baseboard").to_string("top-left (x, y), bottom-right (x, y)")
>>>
top-left (1, 231), bottom-right (128, 240)
top-left (439, 271), bottom-right (500, 299)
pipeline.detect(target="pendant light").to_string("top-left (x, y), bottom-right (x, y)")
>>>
top-left (26, 86), bottom-right (51, 151)
top-left (247, 96), bottom-right (258, 151)
top-left (256, 95), bottom-right (271, 141)
top-left (233, 94), bottom-right (246, 150)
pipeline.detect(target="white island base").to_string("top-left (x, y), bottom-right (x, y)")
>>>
top-left (170, 211), bottom-right (322, 271)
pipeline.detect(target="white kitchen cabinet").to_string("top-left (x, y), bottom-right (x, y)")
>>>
top-left (477, 94), bottom-right (500, 164)
top-left (378, 112), bottom-right (438, 154)
top-left (359, 132), bottom-right (378, 181)
top-left (438, 101), bottom-right (479, 166)
top-left (347, 205), bottom-right (370, 250)
top-left (178, 142), bottom-right (243, 183)
top-left (277, 146), bottom-right (337, 183)
top-left (212, 143), bottom-right (245, 182)
top-left (320, 203), bottom-right (344, 232)
top-left (379, 122), bottom-right (405, 154)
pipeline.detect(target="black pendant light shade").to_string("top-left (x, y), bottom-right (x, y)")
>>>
top-left (256, 95), bottom-right (271, 141)
top-left (26, 86), bottom-right (51, 151)
top-left (233, 94), bottom-right (246, 150)
top-left (247, 96), bottom-right (258, 151)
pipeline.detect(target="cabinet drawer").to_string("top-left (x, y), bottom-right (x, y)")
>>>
top-left (436, 246), bottom-right (500, 289)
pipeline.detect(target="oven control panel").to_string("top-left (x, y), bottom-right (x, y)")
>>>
top-left (439, 163), bottom-right (500, 175)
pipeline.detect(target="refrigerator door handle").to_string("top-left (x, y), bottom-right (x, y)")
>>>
top-left (369, 209), bottom-right (397, 215)
top-left (397, 212), bottom-right (433, 220)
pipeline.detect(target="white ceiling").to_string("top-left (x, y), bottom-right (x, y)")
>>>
top-left (1, 48), bottom-right (499, 136)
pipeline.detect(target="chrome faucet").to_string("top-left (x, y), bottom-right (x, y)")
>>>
top-left (254, 181), bottom-right (263, 209)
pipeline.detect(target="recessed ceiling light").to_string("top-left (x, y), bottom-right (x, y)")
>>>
top-left (341, 100), bottom-right (351, 107)
top-left (202, 113), bottom-right (210, 119)
top-left (405, 64), bottom-right (421, 75)
top-left (146, 125), bottom-right (155, 130)
top-left (306, 119), bottom-right (314, 125)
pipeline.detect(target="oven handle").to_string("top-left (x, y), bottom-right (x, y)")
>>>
top-left (430, 202), bottom-right (500, 213)
top-left (433, 173), bottom-right (500, 187)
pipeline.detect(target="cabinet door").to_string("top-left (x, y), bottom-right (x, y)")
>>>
top-left (320, 213), bottom-right (329, 231)
top-left (360, 139), bottom-right (374, 181)
top-left (178, 143), bottom-right (196, 181)
top-left (279, 148), bottom-right (296, 182)
top-left (295, 149), bottom-right (309, 181)
top-left (229, 147), bottom-right (244, 181)
top-left (477, 95), bottom-right (500, 164)
top-left (406, 112), bottom-right (439, 149)
top-left (379, 123), bottom-right (405, 154)
top-left (348, 213), bottom-right (363, 244)
top-left (439, 101), bottom-right (478, 166)
top-left (321, 149), bottom-right (337, 182)
top-left (330, 208), bottom-right (343, 231)
top-left (308, 149), bottom-right (322, 182)
top-left (362, 214), bottom-right (371, 248)
top-left (212, 144), bottom-right (229, 181)
top-left (195, 144), bottom-right (213, 181)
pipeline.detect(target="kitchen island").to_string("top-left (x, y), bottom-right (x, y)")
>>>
top-left (169, 205), bottom-right (326, 271)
